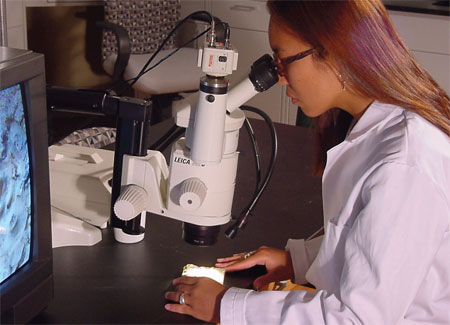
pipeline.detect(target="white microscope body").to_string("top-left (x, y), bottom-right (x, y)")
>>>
top-left (113, 36), bottom-right (276, 245)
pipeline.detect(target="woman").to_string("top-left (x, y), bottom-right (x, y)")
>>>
top-left (165, 0), bottom-right (450, 323)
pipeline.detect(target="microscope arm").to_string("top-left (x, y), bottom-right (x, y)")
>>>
top-left (46, 85), bottom-right (154, 237)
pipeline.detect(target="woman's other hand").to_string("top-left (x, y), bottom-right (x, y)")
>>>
top-left (215, 246), bottom-right (295, 290)
top-left (165, 276), bottom-right (228, 323)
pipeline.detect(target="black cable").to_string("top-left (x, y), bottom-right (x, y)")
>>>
top-left (115, 28), bottom-right (210, 96)
top-left (239, 106), bottom-right (277, 217)
top-left (127, 11), bottom-right (212, 87)
top-left (157, 127), bottom-right (185, 153)
top-left (115, 10), bottom-right (214, 96)
top-left (243, 117), bottom-right (262, 195)
top-left (225, 105), bottom-right (278, 239)
top-left (137, 28), bottom-right (210, 78)
top-left (148, 123), bottom-right (180, 150)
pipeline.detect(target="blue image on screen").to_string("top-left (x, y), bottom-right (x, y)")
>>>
top-left (0, 84), bottom-right (31, 284)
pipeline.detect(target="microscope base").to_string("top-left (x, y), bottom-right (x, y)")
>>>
top-left (51, 207), bottom-right (102, 248)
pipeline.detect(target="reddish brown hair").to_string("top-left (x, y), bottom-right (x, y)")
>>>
top-left (267, 0), bottom-right (450, 175)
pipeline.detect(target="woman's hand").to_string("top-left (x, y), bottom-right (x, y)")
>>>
top-left (216, 246), bottom-right (295, 290)
top-left (165, 276), bottom-right (228, 323)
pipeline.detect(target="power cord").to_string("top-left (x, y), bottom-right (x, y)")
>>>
top-left (225, 105), bottom-right (278, 239)
top-left (148, 124), bottom-right (180, 150)
top-left (113, 10), bottom-right (216, 96)
top-left (243, 116), bottom-right (262, 195)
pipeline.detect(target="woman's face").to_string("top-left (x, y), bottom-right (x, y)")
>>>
top-left (268, 15), bottom-right (345, 117)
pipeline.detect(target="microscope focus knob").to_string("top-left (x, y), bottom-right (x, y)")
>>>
top-left (114, 185), bottom-right (148, 221)
top-left (179, 178), bottom-right (207, 211)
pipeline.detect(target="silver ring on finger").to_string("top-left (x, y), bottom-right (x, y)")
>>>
top-left (244, 250), bottom-right (255, 259)
top-left (179, 292), bottom-right (185, 305)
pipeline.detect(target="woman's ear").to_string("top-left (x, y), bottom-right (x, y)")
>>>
top-left (320, 55), bottom-right (349, 92)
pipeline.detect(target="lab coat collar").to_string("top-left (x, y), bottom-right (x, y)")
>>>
top-left (345, 101), bottom-right (402, 142)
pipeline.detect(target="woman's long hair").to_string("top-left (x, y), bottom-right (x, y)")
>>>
top-left (267, 0), bottom-right (450, 175)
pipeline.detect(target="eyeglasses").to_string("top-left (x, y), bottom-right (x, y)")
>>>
top-left (273, 48), bottom-right (315, 77)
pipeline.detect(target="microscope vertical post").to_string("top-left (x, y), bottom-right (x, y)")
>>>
top-left (108, 97), bottom-right (153, 241)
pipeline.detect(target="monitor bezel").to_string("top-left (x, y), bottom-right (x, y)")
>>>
top-left (0, 48), bottom-right (53, 324)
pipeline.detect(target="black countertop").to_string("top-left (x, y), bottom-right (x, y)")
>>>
top-left (384, 0), bottom-right (450, 16)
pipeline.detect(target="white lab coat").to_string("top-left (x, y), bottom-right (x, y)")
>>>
top-left (220, 101), bottom-right (450, 324)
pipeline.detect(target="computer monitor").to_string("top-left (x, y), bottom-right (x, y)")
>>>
top-left (0, 47), bottom-right (53, 324)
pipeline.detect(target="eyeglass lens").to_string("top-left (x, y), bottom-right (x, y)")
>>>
top-left (273, 49), bottom-right (315, 77)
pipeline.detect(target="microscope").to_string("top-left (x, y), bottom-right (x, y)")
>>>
top-left (113, 21), bottom-right (278, 245)
top-left (47, 14), bottom-right (278, 246)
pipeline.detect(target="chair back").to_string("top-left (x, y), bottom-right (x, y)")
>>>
top-left (102, 0), bottom-right (181, 60)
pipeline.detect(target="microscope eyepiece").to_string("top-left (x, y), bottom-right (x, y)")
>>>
top-left (249, 54), bottom-right (279, 92)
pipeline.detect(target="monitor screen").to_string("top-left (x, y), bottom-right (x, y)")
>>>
top-left (0, 83), bottom-right (32, 285)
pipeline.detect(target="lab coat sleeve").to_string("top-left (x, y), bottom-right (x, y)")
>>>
top-left (285, 235), bottom-right (323, 284)
top-left (220, 163), bottom-right (449, 324)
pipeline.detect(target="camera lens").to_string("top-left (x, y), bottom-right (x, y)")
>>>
top-left (182, 222), bottom-right (220, 246)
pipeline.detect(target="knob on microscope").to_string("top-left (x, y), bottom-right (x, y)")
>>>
top-left (114, 185), bottom-right (149, 221)
top-left (179, 178), bottom-right (207, 211)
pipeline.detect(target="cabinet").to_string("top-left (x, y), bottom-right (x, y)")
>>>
top-left (4, 0), bottom-right (26, 49)
top-left (387, 10), bottom-right (449, 94)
